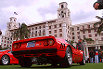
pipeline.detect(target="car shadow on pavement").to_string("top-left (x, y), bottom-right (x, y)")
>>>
top-left (15, 64), bottom-right (81, 68)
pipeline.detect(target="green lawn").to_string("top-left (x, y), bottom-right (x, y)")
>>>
top-left (0, 63), bottom-right (103, 69)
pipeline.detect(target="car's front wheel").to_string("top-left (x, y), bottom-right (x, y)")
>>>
top-left (1, 55), bottom-right (10, 65)
top-left (60, 47), bottom-right (72, 67)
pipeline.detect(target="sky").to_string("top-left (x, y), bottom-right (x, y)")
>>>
top-left (0, 0), bottom-right (103, 35)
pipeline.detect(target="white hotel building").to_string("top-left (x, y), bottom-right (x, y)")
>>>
top-left (3, 2), bottom-right (103, 57)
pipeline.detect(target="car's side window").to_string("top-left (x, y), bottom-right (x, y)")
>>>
top-left (8, 51), bottom-right (11, 53)
top-left (65, 40), bottom-right (76, 49)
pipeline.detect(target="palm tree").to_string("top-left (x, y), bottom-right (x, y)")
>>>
top-left (12, 23), bottom-right (30, 40)
top-left (84, 38), bottom-right (94, 42)
top-left (94, 16), bottom-right (103, 34)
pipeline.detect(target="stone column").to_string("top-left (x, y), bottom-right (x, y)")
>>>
top-left (45, 22), bottom-right (49, 36)
top-left (62, 23), bottom-right (67, 40)
top-left (86, 47), bottom-right (89, 58)
top-left (95, 46), bottom-right (98, 49)
top-left (95, 39), bottom-right (98, 49)
top-left (98, 46), bottom-right (100, 49)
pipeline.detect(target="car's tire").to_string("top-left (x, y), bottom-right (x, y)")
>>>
top-left (19, 57), bottom-right (32, 67)
top-left (79, 53), bottom-right (86, 65)
top-left (51, 63), bottom-right (58, 68)
top-left (1, 55), bottom-right (10, 65)
top-left (60, 47), bottom-right (72, 67)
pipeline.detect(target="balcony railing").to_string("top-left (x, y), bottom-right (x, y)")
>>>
top-left (87, 40), bottom-right (103, 46)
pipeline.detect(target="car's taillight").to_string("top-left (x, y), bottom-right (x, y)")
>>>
top-left (43, 40), bottom-right (48, 46)
top-left (13, 43), bottom-right (21, 49)
top-left (48, 39), bottom-right (54, 46)
top-left (43, 39), bottom-right (55, 46)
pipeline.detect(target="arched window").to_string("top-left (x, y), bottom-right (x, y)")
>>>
top-left (61, 5), bottom-right (64, 8)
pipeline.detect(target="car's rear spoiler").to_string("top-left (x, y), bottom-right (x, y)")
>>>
top-left (12, 36), bottom-right (56, 44)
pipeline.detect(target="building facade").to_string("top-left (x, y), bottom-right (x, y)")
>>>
top-left (6, 2), bottom-right (72, 41)
top-left (0, 35), bottom-right (13, 49)
top-left (4, 2), bottom-right (103, 57)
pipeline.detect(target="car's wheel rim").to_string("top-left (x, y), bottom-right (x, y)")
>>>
top-left (2, 56), bottom-right (9, 65)
top-left (67, 51), bottom-right (72, 65)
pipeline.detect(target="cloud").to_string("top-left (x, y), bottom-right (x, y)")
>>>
top-left (0, 0), bottom-right (102, 35)
top-left (0, 0), bottom-right (34, 8)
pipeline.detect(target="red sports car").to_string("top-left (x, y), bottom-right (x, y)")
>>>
top-left (12, 36), bottom-right (85, 67)
top-left (0, 50), bottom-right (19, 65)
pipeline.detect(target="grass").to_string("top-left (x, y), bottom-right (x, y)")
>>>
top-left (0, 63), bottom-right (103, 69)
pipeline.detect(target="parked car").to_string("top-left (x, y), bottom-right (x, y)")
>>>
top-left (12, 36), bottom-right (85, 67)
top-left (0, 49), bottom-right (19, 65)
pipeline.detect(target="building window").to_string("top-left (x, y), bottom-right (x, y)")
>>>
top-left (32, 28), bottom-right (34, 30)
top-left (83, 31), bottom-right (85, 34)
top-left (61, 5), bottom-right (64, 8)
top-left (68, 31), bottom-right (69, 33)
top-left (61, 11), bottom-right (63, 13)
top-left (43, 25), bottom-right (45, 28)
top-left (39, 30), bottom-right (41, 36)
top-left (89, 34), bottom-right (92, 37)
top-left (54, 34), bottom-right (57, 37)
top-left (49, 26), bottom-right (51, 29)
top-left (35, 27), bottom-right (37, 30)
top-left (77, 27), bottom-right (79, 30)
top-left (4, 44), bottom-right (6, 46)
top-left (88, 25), bottom-right (90, 28)
top-left (39, 26), bottom-right (41, 29)
top-left (72, 37), bottom-right (75, 39)
top-left (59, 24), bottom-right (62, 27)
top-left (59, 34), bottom-right (62, 37)
top-left (43, 30), bottom-right (45, 36)
top-left (83, 35), bottom-right (86, 39)
top-left (68, 26), bottom-right (69, 29)
top-left (88, 30), bottom-right (91, 33)
top-left (32, 32), bottom-right (34, 37)
top-left (35, 31), bottom-right (37, 36)
top-left (78, 36), bottom-right (80, 39)
top-left (54, 25), bottom-right (57, 28)
top-left (95, 34), bottom-right (97, 37)
top-left (49, 31), bottom-right (51, 34)
top-left (59, 29), bottom-right (62, 32)
top-left (54, 30), bottom-right (57, 33)
top-left (101, 37), bottom-right (103, 40)
top-left (4, 40), bottom-right (6, 43)
top-left (101, 33), bottom-right (103, 36)
top-left (82, 26), bottom-right (84, 29)
top-left (72, 28), bottom-right (74, 31)
top-left (72, 33), bottom-right (74, 35)
top-left (94, 29), bottom-right (97, 32)
top-left (77, 32), bottom-right (80, 35)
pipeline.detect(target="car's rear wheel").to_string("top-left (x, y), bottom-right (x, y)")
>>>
top-left (60, 47), bottom-right (72, 67)
top-left (79, 53), bottom-right (86, 65)
top-left (19, 57), bottom-right (32, 67)
top-left (1, 55), bottom-right (10, 65)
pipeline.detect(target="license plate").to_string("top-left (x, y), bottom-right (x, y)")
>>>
top-left (27, 41), bottom-right (36, 48)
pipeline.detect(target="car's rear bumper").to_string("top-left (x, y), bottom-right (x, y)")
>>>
top-left (12, 48), bottom-right (57, 57)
